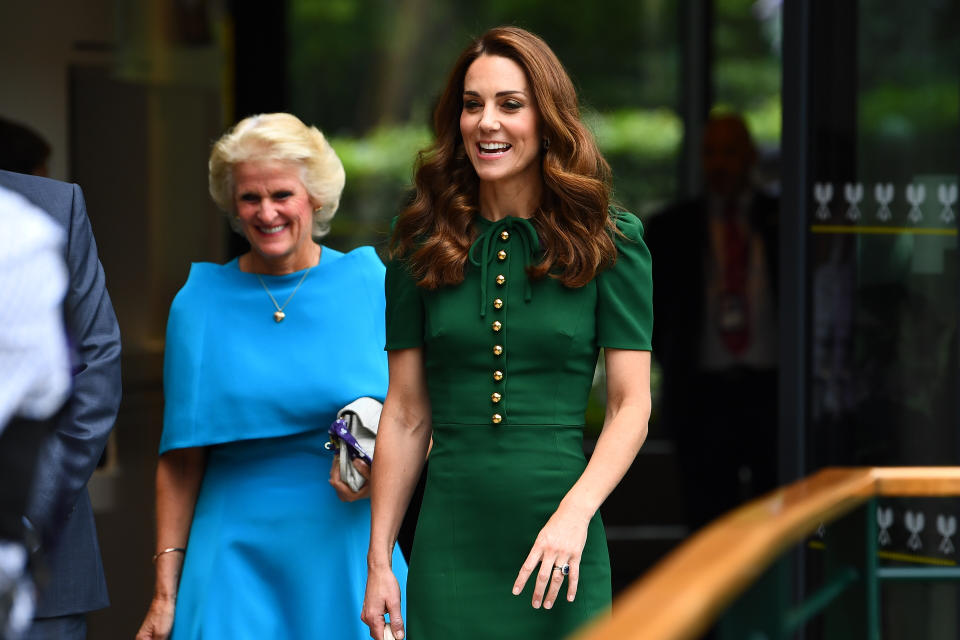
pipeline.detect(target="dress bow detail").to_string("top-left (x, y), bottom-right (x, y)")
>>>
top-left (468, 216), bottom-right (540, 317)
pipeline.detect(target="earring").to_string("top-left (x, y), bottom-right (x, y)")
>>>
top-left (542, 137), bottom-right (550, 151)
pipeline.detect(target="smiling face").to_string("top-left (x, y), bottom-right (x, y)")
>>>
top-left (459, 54), bottom-right (542, 191)
top-left (233, 160), bottom-right (319, 274)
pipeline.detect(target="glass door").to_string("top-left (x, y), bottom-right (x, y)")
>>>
top-left (806, 1), bottom-right (959, 471)
top-left (788, 1), bottom-right (960, 636)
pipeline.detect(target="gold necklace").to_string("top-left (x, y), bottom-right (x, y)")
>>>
top-left (255, 263), bottom-right (315, 323)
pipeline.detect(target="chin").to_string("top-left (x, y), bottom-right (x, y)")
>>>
top-left (254, 245), bottom-right (292, 259)
top-left (474, 168), bottom-right (510, 183)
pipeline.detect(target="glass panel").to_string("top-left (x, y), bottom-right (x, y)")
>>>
top-left (806, 2), bottom-right (960, 636)
top-left (807, 0), bottom-right (959, 469)
top-left (713, 0), bottom-right (782, 185)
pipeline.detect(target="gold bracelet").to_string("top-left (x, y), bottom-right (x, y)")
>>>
top-left (152, 547), bottom-right (186, 563)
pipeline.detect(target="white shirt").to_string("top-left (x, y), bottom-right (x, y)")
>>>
top-left (0, 185), bottom-right (70, 431)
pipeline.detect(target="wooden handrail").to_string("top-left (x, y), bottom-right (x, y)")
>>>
top-left (572, 467), bottom-right (960, 640)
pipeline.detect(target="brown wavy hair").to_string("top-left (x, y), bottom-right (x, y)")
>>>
top-left (390, 26), bottom-right (617, 289)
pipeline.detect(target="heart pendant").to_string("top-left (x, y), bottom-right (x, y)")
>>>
top-left (273, 310), bottom-right (286, 323)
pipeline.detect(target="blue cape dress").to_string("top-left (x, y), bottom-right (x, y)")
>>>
top-left (160, 246), bottom-right (407, 639)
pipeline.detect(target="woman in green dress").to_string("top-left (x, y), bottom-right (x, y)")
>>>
top-left (362, 26), bottom-right (653, 639)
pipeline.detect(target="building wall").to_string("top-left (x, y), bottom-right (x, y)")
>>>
top-left (0, 0), bottom-right (114, 181)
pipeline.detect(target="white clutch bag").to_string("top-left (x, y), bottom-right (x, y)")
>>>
top-left (326, 397), bottom-right (383, 492)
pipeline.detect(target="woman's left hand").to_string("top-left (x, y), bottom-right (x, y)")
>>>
top-left (512, 503), bottom-right (591, 609)
top-left (329, 455), bottom-right (372, 502)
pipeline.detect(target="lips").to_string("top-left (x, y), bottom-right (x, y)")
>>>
top-left (477, 142), bottom-right (512, 157)
top-left (258, 224), bottom-right (287, 235)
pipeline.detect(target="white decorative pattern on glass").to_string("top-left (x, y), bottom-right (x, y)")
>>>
top-left (843, 182), bottom-right (863, 221)
top-left (906, 184), bottom-right (926, 223)
top-left (877, 506), bottom-right (894, 546)
top-left (937, 514), bottom-right (956, 555)
top-left (937, 183), bottom-right (957, 224)
top-left (905, 510), bottom-right (925, 551)
top-left (813, 183), bottom-right (833, 220)
top-left (874, 183), bottom-right (894, 221)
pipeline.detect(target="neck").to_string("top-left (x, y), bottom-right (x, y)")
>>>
top-left (240, 243), bottom-right (321, 275)
top-left (477, 172), bottom-right (542, 222)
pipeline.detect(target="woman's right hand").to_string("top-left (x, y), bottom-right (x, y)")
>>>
top-left (135, 595), bottom-right (175, 640)
top-left (330, 455), bottom-right (372, 502)
top-left (361, 565), bottom-right (405, 640)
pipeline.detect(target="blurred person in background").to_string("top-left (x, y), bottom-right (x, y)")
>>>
top-left (0, 184), bottom-right (70, 640)
top-left (362, 26), bottom-right (653, 640)
top-left (136, 113), bottom-right (406, 640)
top-left (645, 112), bottom-right (779, 532)
top-left (0, 165), bottom-right (122, 640)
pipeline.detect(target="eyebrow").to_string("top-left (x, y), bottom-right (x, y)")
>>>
top-left (463, 90), bottom-right (527, 97)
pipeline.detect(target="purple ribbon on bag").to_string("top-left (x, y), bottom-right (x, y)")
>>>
top-left (326, 417), bottom-right (373, 465)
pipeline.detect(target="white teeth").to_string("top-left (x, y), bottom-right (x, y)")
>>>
top-left (260, 224), bottom-right (285, 234)
top-left (479, 142), bottom-right (511, 152)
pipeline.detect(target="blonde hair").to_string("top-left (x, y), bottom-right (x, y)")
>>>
top-left (209, 113), bottom-right (345, 239)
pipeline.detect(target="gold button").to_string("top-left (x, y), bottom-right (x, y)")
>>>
top-left (497, 250), bottom-right (507, 261)
top-left (493, 370), bottom-right (503, 381)
top-left (492, 321), bottom-right (502, 332)
top-left (492, 413), bottom-right (502, 424)
top-left (491, 392), bottom-right (502, 403)
top-left (500, 230), bottom-right (510, 241)
top-left (493, 345), bottom-right (503, 356)
top-left (493, 298), bottom-right (503, 309)
top-left (496, 274), bottom-right (506, 286)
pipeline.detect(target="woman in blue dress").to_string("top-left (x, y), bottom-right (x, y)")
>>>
top-left (136, 113), bottom-right (406, 640)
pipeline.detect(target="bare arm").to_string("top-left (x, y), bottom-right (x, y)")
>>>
top-left (560, 349), bottom-right (651, 518)
top-left (361, 347), bottom-right (432, 640)
top-left (136, 447), bottom-right (207, 640)
top-left (514, 349), bottom-right (651, 609)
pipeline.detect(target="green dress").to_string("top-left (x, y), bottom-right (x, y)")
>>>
top-left (385, 209), bottom-right (653, 638)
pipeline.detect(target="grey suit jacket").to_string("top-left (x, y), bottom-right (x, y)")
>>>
top-left (0, 170), bottom-right (122, 617)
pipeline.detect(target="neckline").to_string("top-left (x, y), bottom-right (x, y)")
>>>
top-left (475, 213), bottom-right (533, 228)
top-left (229, 246), bottom-right (327, 278)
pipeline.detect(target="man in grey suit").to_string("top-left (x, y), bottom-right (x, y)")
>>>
top-left (0, 169), bottom-right (122, 639)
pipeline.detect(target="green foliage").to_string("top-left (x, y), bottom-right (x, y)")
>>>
top-left (331, 124), bottom-right (430, 183)
top-left (587, 108), bottom-right (682, 158)
top-left (859, 82), bottom-right (959, 139)
top-left (713, 58), bottom-right (781, 111)
top-left (588, 107), bottom-right (683, 213)
top-left (712, 0), bottom-right (782, 135)
top-left (289, 0), bottom-right (681, 134)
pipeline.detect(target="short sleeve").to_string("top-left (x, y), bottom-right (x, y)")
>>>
top-left (596, 208), bottom-right (654, 350)
top-left (385, 255), bottom-right (424, 349)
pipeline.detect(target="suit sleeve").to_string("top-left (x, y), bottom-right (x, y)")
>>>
top-left (25, 183), bottom-right (122, 545)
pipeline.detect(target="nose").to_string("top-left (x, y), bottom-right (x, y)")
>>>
top-left (256, 199), bottom-right (280, 221)
top-left (479, 105), bottom-right (500, 132)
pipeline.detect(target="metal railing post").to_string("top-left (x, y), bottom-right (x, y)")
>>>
top-left (865, 497), bottom-right (880, 639)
